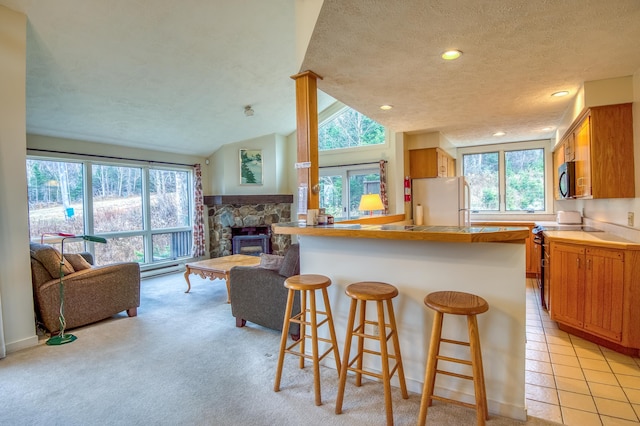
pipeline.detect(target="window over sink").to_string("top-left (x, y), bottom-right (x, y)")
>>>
top-left (459, 140), bottom-right (551, 213)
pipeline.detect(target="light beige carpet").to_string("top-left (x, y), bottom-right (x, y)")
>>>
top-left (0, 272), bottom-right (558, 425)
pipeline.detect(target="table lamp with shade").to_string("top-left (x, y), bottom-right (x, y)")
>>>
top-left (42, 232), bottom-right (107, 345)
top-left (358, 193), bottom-right (384, 216)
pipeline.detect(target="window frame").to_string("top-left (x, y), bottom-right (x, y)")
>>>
top-left (458, 139), bottom-right (553, 215)
top-left (319, 163), bottom-right (381, 220)
top-left (317, 102), bottom-right (389, 154)
top-left (27, 154), bottom-right (195, 270)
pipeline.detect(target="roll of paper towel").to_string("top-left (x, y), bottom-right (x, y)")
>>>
top-left (415, 204), bottom-right (424, 226)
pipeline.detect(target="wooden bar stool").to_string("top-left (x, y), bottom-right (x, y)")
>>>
top-left (335, 281), bottom-right (408, 425)
top-left (273, 274), bottom-right (341, 406)
top-left (418, 291), bottom-right (490, 426)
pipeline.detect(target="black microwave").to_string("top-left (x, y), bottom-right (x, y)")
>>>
top-left (558, 161), bottom-right (576, 199)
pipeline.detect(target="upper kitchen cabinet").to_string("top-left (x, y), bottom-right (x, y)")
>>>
top-left (409, 148), bottom-right (455, 178)
top-left (553, 103), bottom-right (634, 200)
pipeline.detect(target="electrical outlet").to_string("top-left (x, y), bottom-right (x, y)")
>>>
top-left (628, 212), bottom-right (634, 227)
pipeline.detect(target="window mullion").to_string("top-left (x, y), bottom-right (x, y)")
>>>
top-left (142, 167), bottom-right (152, 264)
top-left (499, 152), bottom-right (506, 212)
top-left (84, 161), bottom-right (95, 254)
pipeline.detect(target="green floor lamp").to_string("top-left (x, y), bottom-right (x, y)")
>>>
top-left (45, 233), bottom-right (107, 346)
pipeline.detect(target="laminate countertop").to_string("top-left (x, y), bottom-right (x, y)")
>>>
top-left (272, 222), bottom-right (529, 243)
top-left (543, 230), bottom-right (640, 250)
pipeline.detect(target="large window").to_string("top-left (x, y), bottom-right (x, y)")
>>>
top-left (461, 141), bottom-right (548, 213)
top-left (320, 165), bottom-right (381, 220)
top-left (27, 157), bottom-right (193, 267)
top-left (318, 106), bottom-right (385, 151)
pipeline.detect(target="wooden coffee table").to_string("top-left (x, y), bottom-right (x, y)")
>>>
top-left (184, 254), bottom-right (261, 303)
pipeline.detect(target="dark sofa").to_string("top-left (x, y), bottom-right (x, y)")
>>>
top-left (229, 244), bottom-right (301, 338)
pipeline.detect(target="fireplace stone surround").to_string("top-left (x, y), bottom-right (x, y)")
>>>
top-left (204, 194), bottom-right (293, 258)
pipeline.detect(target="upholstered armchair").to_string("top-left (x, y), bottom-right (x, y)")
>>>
top-left (229, 244), bottom-right (301, 339)
top-left (29, 242), bottom-right (141, 333)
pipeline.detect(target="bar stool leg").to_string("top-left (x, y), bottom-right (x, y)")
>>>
top-left (299, 288), bottom-right (307, 369)
top-left (377, 300), bottom-right (394, 426)
top-left (468, 314), bottom-right (489, 424)
top-left (274, 288), bottom-right (296, 392)
top-left (309, 290), bottom-right (322, 406)
top-left (355, 299), bottom-right (366, 386)
top-left (335, 298), bottom-right (358, 414)
top-left (418, 310), bottom-right (443, 425)
top-left (321, 288), bottom-right (342, 372)
top-left (386, 299), bottom-right (408, 399)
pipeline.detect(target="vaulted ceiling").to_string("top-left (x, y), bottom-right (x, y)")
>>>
top-left (3, 0), bottom-right (640, 157)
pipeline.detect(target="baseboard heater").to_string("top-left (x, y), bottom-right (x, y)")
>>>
top-left (140, 262), bottom-right (185, 279)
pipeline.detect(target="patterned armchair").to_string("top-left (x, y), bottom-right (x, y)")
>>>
top-left (29, 242), bottom-right (141, 333)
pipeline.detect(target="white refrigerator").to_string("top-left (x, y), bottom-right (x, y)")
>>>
top-left (411, 177), bottom-right (471, 226)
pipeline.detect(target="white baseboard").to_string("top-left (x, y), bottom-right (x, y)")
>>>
top-left (6, 334), bottom-right (39, 354)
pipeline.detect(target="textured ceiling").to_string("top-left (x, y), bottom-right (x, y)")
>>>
top-left (1, 0), bottom-right (335, 157)
top-left (2, 1), bottom-right (640, 157)
top-left (304, 0), bottom-right (640, 147)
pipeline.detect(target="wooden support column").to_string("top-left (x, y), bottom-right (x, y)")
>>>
top-left (291, 70), bottom-right (322, 218)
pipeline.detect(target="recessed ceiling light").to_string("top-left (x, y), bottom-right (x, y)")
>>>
top-left (441, 50), bottom-right (462, 60)
top-left (551, 90), bottom-right (569, 97)
top-left (380, 105), bottom-right (393, 110)
top-left (493, 131), bottom-right (506, 137)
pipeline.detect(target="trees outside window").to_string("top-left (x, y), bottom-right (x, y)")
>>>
top-left (463, 152), bottom-right (499, 211)
top-left (319, 106), bottom-right (385, 151)
top-left (320, 166), bottom-right (380, 220)
top-left (27, 158), bottom-right (193, 266)
top-left (318, 105), bottom-right (385, 218)
top-left (461, 143), bottom-right (547, 213)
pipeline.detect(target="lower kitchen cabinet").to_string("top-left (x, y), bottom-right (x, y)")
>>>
top-left (549, 241), bottom-right (638, 354)
top-left (549, 243), bottom-right (586, 330)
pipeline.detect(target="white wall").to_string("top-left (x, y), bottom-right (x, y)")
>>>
top-left (208, 133), bottom-right (293, 195)
top-left (0, 6), bottom-right (39, 353)
top-left (553, 73), bottom-right (640, 229)
top-left (294, 0), bottom-right (324, 70)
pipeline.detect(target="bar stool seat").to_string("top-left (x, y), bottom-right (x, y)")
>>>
top-left (335, 281), bottom-right (408, 425)
top-left (273, 274), bottom-right (341, 406)
top-left (418, 290), bottom-right (489, 426)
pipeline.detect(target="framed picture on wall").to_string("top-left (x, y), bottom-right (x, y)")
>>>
top-left (239, 149), bottom-right (263, 185)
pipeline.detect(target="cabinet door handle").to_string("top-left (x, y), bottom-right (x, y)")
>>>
top-left (587, 258), bottom-right (591, 270)
top-left (577, 257), bottom-right (580, 268)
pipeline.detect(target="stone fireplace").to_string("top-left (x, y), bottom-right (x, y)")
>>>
top-left (204, 194), bottom-right (293, 258)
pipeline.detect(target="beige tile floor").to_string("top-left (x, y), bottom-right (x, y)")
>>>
top-left (525, 279), bottom-right (640, 425)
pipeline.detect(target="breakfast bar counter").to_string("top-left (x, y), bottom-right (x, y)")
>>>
top-left (272, 222), bottom-right (529, 421)
top-left (272, 222), bottom-right (530, 243)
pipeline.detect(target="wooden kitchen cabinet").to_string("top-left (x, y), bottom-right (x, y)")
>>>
top-left (552, 144), bottom-right (565, 200)
top-left (549, 241), bottom-right (636, 353)
top-left (409, 148), bottom-right (455, 178)
top-left (583, 247), bottom-right (624, 342)
top-left (573, 117), bottom-right (591, 198)
top-left (553, 103), bottom-right (634, 200)
top-left (549, 243), bottom-right (585, 329)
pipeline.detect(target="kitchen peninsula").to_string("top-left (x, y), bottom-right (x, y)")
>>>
top-left (272, 222), bottom-right (530, 421)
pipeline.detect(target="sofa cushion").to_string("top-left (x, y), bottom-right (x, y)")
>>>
top-left (259, 253), bottom-right (284, 271)
top-left (278, 244), bottom-right (300, 278)
top-left (30, 243), bottom-right (75, 277)
top-left (64, 253), bottom-right (92, 271)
